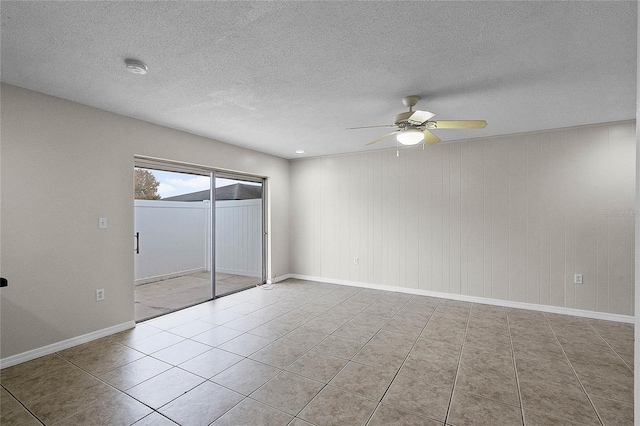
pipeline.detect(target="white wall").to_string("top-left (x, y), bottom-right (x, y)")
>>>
top-left (0, 83), bottom-right (290, 359)
top-left (290, 121), bottom-right (636, 316)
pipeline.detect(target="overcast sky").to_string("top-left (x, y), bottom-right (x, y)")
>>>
top-left (147, 169), bottom-right (259, 199)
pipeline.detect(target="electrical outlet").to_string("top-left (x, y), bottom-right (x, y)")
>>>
top-left (574, 274), bottom-right (583, 284)
top-left (354, 257), bottom-right (359, 265)
top-left (96, 289), bottom-right (105, 301)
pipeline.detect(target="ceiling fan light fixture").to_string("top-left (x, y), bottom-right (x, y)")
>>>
top-left (396, 127), bottom-right (424, 145)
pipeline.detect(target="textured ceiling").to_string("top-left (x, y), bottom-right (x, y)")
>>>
top-left (1, 1), bottom-right (636, 159)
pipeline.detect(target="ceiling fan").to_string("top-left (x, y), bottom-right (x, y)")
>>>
top-left (348, 96), bottom-right (487, 147)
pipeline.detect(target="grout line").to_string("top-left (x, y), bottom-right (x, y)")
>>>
top-left (505, 310), bottom-right (526, 426)
top-left (442, 303), bottom-right (472, 425)
top-left (543, 314), bottom-right (605, 426)
top-left (585, 321), bottom-right (634, 372)
top-left (6, 281), bottom-right (632, 425)
top-left (364, 296), bottom-right (443, 426)
top-left (0, 383), bottom-right (46, 425)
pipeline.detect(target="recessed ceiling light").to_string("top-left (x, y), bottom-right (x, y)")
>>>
top-left (295, 150), bottom-right (305, 154)
top-left (124, 58), bottom-right (148, 75)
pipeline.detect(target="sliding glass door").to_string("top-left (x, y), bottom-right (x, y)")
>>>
top-left (213, 173), bottom-right (265, 297)
top-left (134, 167), bottom-right (213, 321)
top-left (133, 158), bottom-right (266, 321)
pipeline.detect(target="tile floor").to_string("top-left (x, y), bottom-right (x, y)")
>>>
top-left (1, 279), bottom-right (634, 425)
top-left (135, 272), bottom-right (260, 321)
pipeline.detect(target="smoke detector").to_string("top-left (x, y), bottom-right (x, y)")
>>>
top-left (124, 59), bottom-right (148, 75)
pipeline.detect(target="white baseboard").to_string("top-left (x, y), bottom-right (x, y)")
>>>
top-left (266, 273), bottom-right (292, 285)
top-left (0, 321), bottom-right (136, 369)
top-left (290, 274), bottom-right (634, 324)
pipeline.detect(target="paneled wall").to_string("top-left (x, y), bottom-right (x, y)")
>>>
top-left (290, 121), bottom-right (636, 315)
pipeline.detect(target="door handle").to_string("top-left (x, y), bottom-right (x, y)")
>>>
top-left (135, 232), bottom-right (140, 254)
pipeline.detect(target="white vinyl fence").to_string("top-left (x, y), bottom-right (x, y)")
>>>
top-left (134, 199), bottom-right (262, 285)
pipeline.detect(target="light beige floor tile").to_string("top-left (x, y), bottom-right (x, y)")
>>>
top-left (329, 361), bottom-right (396, 401)
top-left (126, 367), bottom-right (204, 409)
top-left (218, 332), bottom-right (274, 356)
top-left (250, 371), bottom-right (324, 416)
top-left (4, 362), bottom-right (98, 404)
top-left (167, 319), bottom-right (217, 338)
top-left (352, 332), bottom-right (414, 370)
top-left (519, 381), bottom-right (600, 425)
top-left (578, 371), bottom-right (634, 405)
top-left (302, 316), bottom-right (350, 334)
top-left (211, 397), bottom-right (293, 426)
top-left (109, 324), bottom-right (162, 345)
top-left (447, 391), bottom-right (522, 426)
top-left (0, 388), bottom-right (41, 426)
top-left (249, 319), bottom-right (300, 339)
top-left (178, 347), bottom-right (244, 378)
top-left (511, 335), bottom-right (566, 362)
top-left (311, 335), bottom-right (366, 360)
top-left (211, 358), bottom-right (281, 395)
top-left (400, 346), bottom-right (459, 384)
top-left (98, 356), bottom-right (172, 390)
top-left (56, 337), bottom-right (116, 362)
top-left (51, 392), bottom-right (152, 426)
top-left (249, 340), bottom-right (311, 369)
top-left (27, 377), bottom-right (121, 425)
top-left (63, 343), bottom-right (146, 375)
top-left (226, 301), bottom-right (263, 315)
top-left (191, 326), bottom-right (243, 346)
top-left (223, 315), bottom-right (269, 333)
top-left (382, 372), bottom-right (452, 422)
top-left (288, 418), bottom-right (315, 426)
top-left (285, 352), bottom-right (347, 383)
top-left (332, 321), bottom-right (384, 343)
top-left (124, 331), bottom-right (185, 355)
top-left (591, 396), bottom-right (633, 426)
top-left (515, 357), bottom-right (582, 392)
top-left (146, 312), bottom-right (194, 330)
top-left (179, 301), bottom-right (224, 319)
top-left (199, 310), bottom-right (245, 325)
top-left (368, 403), bottom-right (444, 426)
top-left (151, 339), bottom-right (212, 365)
top-left (159, 381), bottom-right (244, 426)
top-left (0, 354), bottom-right (69, 383)
top-left (523, 409), bottom-right (587, 425)
top-left (2, 280), bottom-right (635, 426)
top-left (132, 411), bottom-right (178, 425)
top-left (299, 386), bottom-right (377, 426)
top-left (457, 350), bottom-right (519, 406)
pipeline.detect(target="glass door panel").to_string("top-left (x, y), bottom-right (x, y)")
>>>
top-left (214, 174), bottom-right (264, 297)
top-left (134, 167), bottom-right (213, 321)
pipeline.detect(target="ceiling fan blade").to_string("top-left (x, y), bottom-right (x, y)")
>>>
top-left (423, 130), bottom-right (441, 146)
top-left (366, 131), bottom-right (399, 146)
top-left (429, 120), bottom-right (487, 129)
top-left (347, 124), bottom-right (396, 130)
top-left (407, 110), bottom-right (436, 125)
